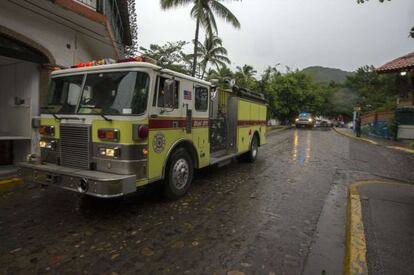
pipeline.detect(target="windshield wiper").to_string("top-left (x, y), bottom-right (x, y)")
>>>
top-left (80, 106), bottom-right (113, 122)
top-left (97, 113), bottom-right (112, 122)
top-left (40, 106), bottom-right (61, 120)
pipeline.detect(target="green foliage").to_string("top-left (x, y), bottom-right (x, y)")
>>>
top-left (139, 40), bottom-right (398, 123)
top-left (264, 71), bottom-right (325, 121)
top-left (235, 65), bottom-right (260, 91)
top-left (344, 66), bottom-right (398, 112)
top-left (206, 66), bottom-right (234, 88)
top-left (139, 41), bottom-right (192, 74)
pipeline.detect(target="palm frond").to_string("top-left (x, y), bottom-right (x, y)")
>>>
top-left (209, 0), bottom-right (241, 29)
top-left (160, 0), bottom-right (193, 9)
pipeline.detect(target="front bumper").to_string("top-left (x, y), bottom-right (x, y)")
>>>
top-left (17, 162), bottom-right (136, 198)
top-left (295, 121), bottom-right (313, 127)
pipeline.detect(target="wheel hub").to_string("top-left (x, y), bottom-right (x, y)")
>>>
top-left (172, 159), bottom-right (189, 190)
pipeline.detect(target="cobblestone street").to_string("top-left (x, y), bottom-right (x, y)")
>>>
top-left (1, 129), bottom-right (414, 274)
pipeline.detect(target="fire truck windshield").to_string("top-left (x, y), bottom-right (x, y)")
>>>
top-left (42, 71), bottom-right (150, 115)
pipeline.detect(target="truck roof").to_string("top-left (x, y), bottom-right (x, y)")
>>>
top-left (51, 61), bottom-right (212, 86)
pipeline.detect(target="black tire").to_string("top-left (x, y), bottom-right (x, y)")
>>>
top-left (163, 148), bottom-right (194, 200)
top-left (246, 135), bottom-right (259, 163)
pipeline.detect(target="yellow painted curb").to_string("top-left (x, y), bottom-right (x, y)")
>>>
top-left (386, 145), bottom-right (414, 154)
top-left (345, 181), bottom-right (369, 275)
top-left (0, 178), bottom-right (23, 191)
top-left (345, 180), bottom-right (410, 275)
top-left (333, 127), bottom-right (378, 145)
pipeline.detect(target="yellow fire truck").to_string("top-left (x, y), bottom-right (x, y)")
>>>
top-left (18, 57), bottom-right (267, 199)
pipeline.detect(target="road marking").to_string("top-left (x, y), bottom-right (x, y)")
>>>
top-left (333, 128), bottom-right (378, 145)
top-left (0, 177), bottom-right (23, 191)
top-left (345, 180), bottom-right (410, 275)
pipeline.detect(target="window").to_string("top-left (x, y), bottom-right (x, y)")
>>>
top-left (44, 75), bottom-right (84, 114)
top-left (195, 86), bottom-right (208, 111)
top-left (156, 77), bottom-right (179, 109)
top-left (78, 71), bottom-right (149, 115)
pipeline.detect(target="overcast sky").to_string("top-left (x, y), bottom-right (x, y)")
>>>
top-left (135, 0), bottom-right (413, 74)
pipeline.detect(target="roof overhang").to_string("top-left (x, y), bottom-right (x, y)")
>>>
top-left (376, 51), bottom-right (414, 74)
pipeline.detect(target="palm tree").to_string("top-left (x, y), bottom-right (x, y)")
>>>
top-left (190, 36), bottom-right (231, 79)
top-left (206, 66), bottom-right (234, 88)
top-left (236, 64), bottom-right (257, 78)
top-left (160, 0), bottom-right (240, 77)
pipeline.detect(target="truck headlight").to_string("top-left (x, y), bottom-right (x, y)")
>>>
top-left (98, 147), bottom-right (120, 158)
top-left (39, 140), bottom-right (57, 150)
top-left (308, 118), bottom-right (313, 122)
top-left (295, 118), bottom-right (299, 122)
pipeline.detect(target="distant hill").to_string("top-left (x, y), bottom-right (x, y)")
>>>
top-left (302, 66), bottom-right (353, 84)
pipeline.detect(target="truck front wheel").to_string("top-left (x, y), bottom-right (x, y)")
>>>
top-left (163, 148), bottom-right (194, 200)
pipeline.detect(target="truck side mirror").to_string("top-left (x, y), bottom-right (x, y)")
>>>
top-left (164, 79), bottom-right (176, 108)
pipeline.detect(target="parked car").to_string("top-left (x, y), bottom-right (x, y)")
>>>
top-left (315, 116), bottom-right (333, 128)
top-left (295, 112), bottom-right (315, 129)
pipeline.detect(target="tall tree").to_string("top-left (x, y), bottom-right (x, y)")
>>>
top-left (160, 0), bottom-right (240, 77)
top-left (140, 41), bottom-right (192, 74)
top-left (190, 36), bottom-right (231, 79)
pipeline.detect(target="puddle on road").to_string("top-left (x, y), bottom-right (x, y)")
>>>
top-left (292, 130), bottom-right (312, 166)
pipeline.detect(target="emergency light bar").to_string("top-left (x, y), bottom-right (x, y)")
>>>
top-left (70, 58), bottom-right (115, 68)
top-left (66, 56), bottom-right (157, 70)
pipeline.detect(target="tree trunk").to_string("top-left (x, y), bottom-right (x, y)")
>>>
top-left (201, 62), bottom-right (207, 79)
top-left (192, 16), bottom-right (200, 77)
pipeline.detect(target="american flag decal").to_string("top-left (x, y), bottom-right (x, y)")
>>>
top-left (184, 90), bottom-right (192, 100)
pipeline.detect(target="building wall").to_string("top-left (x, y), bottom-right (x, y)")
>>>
top-left (0, 0), bottom-right (125, 163)
top-left (0, 1), bottom-right (117, 67)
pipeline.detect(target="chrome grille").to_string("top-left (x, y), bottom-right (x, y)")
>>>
top-left (60, 125), bottom-right (91, 169)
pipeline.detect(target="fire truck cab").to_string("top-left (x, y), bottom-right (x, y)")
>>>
top-left (18, 57), bottom-right (267, 199)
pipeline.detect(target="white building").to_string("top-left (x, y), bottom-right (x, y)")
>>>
top-left (0, 0), bottom-right (132, 179)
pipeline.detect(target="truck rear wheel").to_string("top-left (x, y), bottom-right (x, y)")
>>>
top-left (163, 148), bottom-right (194, 200)
top-left (246, 135), bottom-right (259, 163)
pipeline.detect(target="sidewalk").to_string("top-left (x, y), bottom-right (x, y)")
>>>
top-left (334, 127), bottom-right (414, 154)
top-left (346, 180), bottom-right (414, 275)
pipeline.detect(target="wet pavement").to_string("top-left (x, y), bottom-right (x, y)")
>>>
top-left (359, 182), bottom-right (414, 275)
top-left (1, 128), bottom-right (414, 274)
